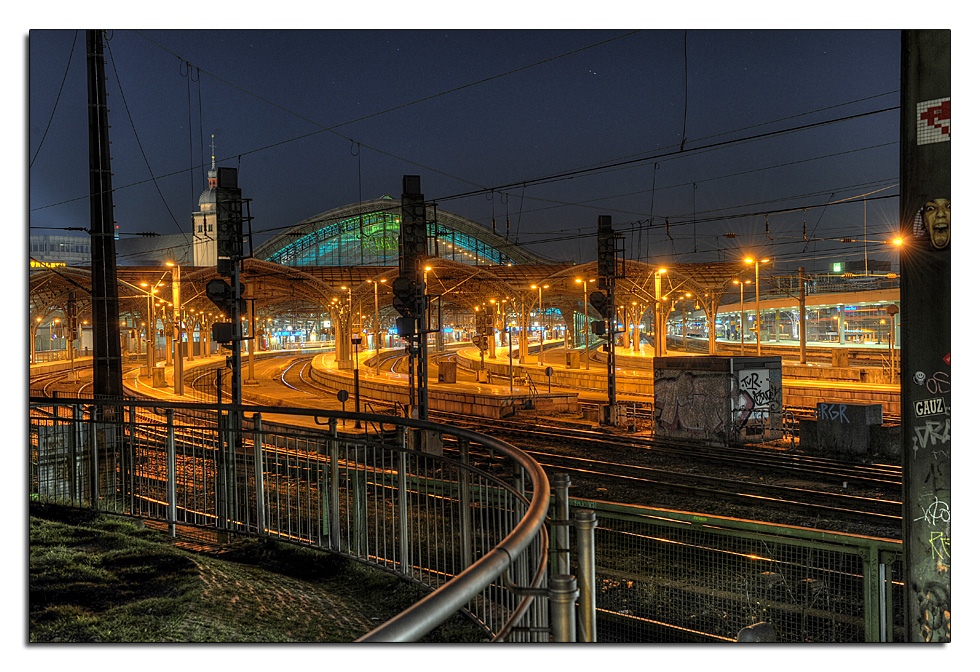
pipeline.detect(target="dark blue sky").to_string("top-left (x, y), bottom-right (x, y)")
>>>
top-left (29, 28), bottom-right (903, 272)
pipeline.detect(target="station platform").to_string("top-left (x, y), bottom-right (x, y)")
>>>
top-left (33, 334), bottom-right (901, 418)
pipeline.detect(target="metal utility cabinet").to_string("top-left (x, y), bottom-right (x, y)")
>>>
top-left (653, 356), bottom-right (783, 446)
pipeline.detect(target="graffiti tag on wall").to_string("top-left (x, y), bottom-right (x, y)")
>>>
top-left (654, 370), bottom-right (728, 440)
top-left (735, 369), bottom-right (780, 426)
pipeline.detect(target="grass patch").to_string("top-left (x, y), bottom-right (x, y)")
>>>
top-left (29, 502), bottom-right (488, 643)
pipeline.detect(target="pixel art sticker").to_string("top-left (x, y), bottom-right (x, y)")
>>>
top-left (917, 97), bottom-right (950, 145)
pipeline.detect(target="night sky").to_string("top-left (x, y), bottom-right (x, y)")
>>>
top-left (27, 26), bottom-right (905, 273)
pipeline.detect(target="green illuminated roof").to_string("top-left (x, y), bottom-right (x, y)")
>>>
top-left (253, 198), bottom-right (551, 267)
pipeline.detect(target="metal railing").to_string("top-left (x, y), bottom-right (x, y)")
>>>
top-left (567, 498), bottom-right (903, 643)
top-left (29, 397), bottom-right (554, 642)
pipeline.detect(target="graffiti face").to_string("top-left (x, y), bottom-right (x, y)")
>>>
top-left (922, 198), bottom-right (950, 249)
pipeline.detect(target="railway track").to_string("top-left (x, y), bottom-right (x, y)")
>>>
top-left (250, 355), bottom-right (906, 538)
top-left (34, 353), bottom-right (904, 538)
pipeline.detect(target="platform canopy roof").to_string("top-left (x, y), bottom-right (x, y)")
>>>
top-left (253, 197), bottom-right (554, 269)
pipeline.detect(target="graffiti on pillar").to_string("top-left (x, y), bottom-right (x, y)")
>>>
top-left (911, 487), bottom-right (951, 642)
top-left (911, 363), bottom-right (951, 641)
top-left (908, 359), bottom-right (952, 642)
top-left (911, 369), bottom-right (951, 457)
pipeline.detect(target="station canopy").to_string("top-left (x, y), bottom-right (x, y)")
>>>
top-left (253, 196), bottom-right (550, 268)
top-left (30, 192), bottom-right (750, 328)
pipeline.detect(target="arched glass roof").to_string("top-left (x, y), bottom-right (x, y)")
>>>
top-left (253, 197), bottom-right (551, 268)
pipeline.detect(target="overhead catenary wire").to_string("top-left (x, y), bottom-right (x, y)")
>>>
top-left (30, 30), bottom-right (900, 275)
top-left (30, 30), bottom-right (79, 169)
top-left (103, 39), bottom-right (190, 240)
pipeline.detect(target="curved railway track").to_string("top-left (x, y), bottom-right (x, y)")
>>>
top-left (33, 352), bottom-right (904, 538)
top-left (242, 353), bottom-right (905, 538)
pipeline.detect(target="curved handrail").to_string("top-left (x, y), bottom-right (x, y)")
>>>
top-left (29, 397), bottom-right (552, 643)
top-left (357, 424), bottom-right (551, 642)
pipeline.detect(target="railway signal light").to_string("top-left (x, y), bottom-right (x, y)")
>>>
top-left (597, 215), bottom-right (616, 279)
top-left (206, 278), bottom-right (245, 317)
top-left (212, 321), bottom-right (240, 344)
top-left (391, 276), bottom-right (419, 319)
top-left (66, 291), bottom-right (79, 340)
top-left (589, 290), bottom-right (611, 319)
top-left (215, 167), bottom-right (244, 274)
top-left (396, 316), bottom-right (416, 337)
top-left (400, 175), bottom-right (428, 268)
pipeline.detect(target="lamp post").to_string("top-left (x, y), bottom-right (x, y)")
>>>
top-left (352, 333), bottom-right (362, 428)
top-left (369, 278), bottom-right (387, 374)
top-left (531, 283), bottom-right (549, 365)
top-left (341, 285), bottom-right (354, 369)
top-left (140, 275), bottom-right (165, 375)
top-left (744, 257), bottom-right (770, 356)
top-left (166, 260), bottom-right (183, 395)
top-left (653, 268), bottom-right (667, 358)
top-left (576, 278), bottom-right (594, 369)
top-left (733, 279), bottom-right (751, 355)
top-left (423, 265), bottom-right (432, 336)
top-left (488, 299), bottom-right (498, 360)
top-left (507, 325), bottom-right (514, 394)
top-left (886, 303), bottom-right (899, 383)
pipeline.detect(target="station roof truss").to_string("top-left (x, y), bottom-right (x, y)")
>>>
top-left (252, 197), bottom-right (553, 269)
top-left (29, 257), bottom-right (752, 333)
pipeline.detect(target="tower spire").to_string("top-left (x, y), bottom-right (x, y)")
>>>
top-left (207, 133), bottom-right (218, 188)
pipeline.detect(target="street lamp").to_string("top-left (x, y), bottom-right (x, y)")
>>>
top-left (352, 332), bottom-right (362, 428)
top-left (531, 283), bottom-right (549, 365)
top-left (653, 268), bottom-right (667, 358)
top-left (166, 260), bottom-right (183, 395)
top-left (341, 285), bottom-right (354, 369)
top-left (744, 257), bottom-right (770, 356)
top-left (732, 279), bottom-right (751, 355)
top-left (423, 265), bottom-right (432, 335)
top-left (507, 325), bottom-right (514, 393)
top-left (575, 278), bottom-right (594, 369)
top-left (140, 275), bottom-right (166, 375)
top-left (368, 278), bottom-right (387, 374)
top-left (488, 298), bottom-right (500, 360)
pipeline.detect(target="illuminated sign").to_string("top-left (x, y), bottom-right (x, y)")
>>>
top-left (31, 260), bottom-right (67, 268)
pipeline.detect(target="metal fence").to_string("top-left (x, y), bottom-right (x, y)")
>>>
top-left (29, 397), bottom-right (905, 643)
top-left (566, 498), bottom-right (904, 643)
top-left (29, 398), bottom-right (555, 642)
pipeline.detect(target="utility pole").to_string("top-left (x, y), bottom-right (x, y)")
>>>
top-left (86, 30), bottom-right (123, 399)
top-left (899, 29), bottom-right (950, 642)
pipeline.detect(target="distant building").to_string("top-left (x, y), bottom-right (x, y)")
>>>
top-left (29, 234), bottom-right (92, 266)
top-left (30, 142), bottom-right (219, 268)
top-left (831, 259), bottom-right (892, 275)
top-left (29, 232), bottom-right (194, 267)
